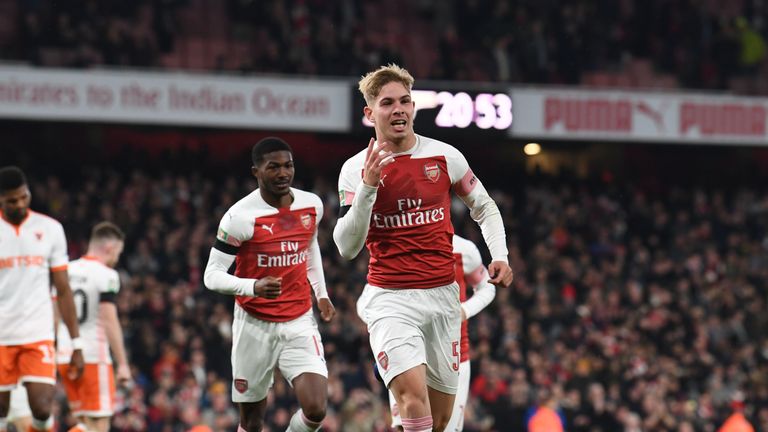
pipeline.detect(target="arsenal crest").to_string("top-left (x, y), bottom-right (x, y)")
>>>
top-left (301, 213), bottom-right (312, 229)
top-left (423, 163), bottom-right (440, 183)
top-left (377, 351), bottom-right (389, 371)
top-left (234, 378), bottom-right (248, 393)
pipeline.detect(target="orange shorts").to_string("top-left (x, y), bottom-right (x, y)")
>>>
top-left (0, 340), bottom-right (56, 389)
top-left (57, 363), bottom-right (115, 417)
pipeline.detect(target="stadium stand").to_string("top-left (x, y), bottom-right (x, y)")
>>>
top-left (4, 135), bottom-right (768, 431)
top-left (3, 0), bottom-right (768, 431)
top-left (0, 0), bottom-right (767, 93)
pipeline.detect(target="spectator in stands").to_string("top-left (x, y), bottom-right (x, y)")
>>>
top-left (526, 386), bottom-right (565, 432)
top-left (718, 392), bottom-right (755, 432)
top-left (3, 141), bottom-right (767, 430)
top-left (5, 0), bottom-right (768, 94)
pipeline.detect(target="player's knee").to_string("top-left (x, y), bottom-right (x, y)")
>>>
top-left (397, 395), bottom-right (428, 418)
top-left (301, 399), bottom-right (327, 423)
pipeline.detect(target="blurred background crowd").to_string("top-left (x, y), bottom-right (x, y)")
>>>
top-left (1, 0), bottom-right (768, 94)
top-left (3, 141), bottom-right (766, 432)
top-left (2, 0), bottom-right (768, 431)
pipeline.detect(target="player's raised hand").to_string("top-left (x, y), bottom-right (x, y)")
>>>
top-left (317, 298), bottom-right (336, 322)
top-left (488, 261), bottom-right (514, 287)
top-left (253, 276), bottom-right (282, 298)
top-left (68, 349), bottom-right (85, 380)
top-left (362, 137), bottom-right (395, 187)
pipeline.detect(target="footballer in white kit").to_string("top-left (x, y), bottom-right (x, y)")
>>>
top-left (0, 210), bottom-right (68, 383)
top-left (58, 225), bottom-right (129, 432)
top-left (0, 165), bottom-right (84, 432)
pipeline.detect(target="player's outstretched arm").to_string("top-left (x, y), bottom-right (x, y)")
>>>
top-left (333, 138), bottom-right (394, 259)
top-left (99, 301), bottom-right (132, 387)
top-left (52, 269), bottom-right (85, 380)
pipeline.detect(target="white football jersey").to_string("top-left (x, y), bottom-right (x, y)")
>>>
top-left (0, 211), bottom-right (68, 344)
top-left (56, 257), bottom-right (120, 364)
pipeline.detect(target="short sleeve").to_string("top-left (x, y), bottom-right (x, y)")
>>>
top-left (462, 242), bottom-right (488, 287)
top-left (461, 241), bottom-right (483, 275)
top-left (49, 221), bottom-right (69, 270)
top-left (338, 157), bottom-right (363, 206)
top-left (216, 209), bottom-right (253, 247)
top-left (314, 194), bottom-right (324, 225)
top-left (101, 270), bottom-right (121, 294)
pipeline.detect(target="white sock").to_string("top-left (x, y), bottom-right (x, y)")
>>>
top-left (285, 409), bottom-right (322, 432)
top-left (30, 416), bottom-right (53, 431)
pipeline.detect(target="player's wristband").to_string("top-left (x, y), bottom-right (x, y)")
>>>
top-left (71, 337), bottom-right (84, 351)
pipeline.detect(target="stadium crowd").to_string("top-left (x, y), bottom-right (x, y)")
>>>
top-left (2, 1), bottom-right (768, 430)
top-left (3, 143), bottom-right (765, 431)
top-left (2, 0), bottom-right (768, 93)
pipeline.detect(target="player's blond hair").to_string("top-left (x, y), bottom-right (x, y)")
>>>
top-left (358, 64), bottom-right (414, 107)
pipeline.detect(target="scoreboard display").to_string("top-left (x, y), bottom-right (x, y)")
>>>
top-left (351, 85), bottom-right (513, 139)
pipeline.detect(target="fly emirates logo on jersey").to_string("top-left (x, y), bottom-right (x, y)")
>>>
top-left (371, 198), bottom-right (446, 229)
top-left (255, 240), bottom-right (309, 267)
top-left (0, 255), bottom-right (45, 269)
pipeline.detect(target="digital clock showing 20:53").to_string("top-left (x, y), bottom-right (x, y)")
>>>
top-left (354, 88), bottom-right (513, 134)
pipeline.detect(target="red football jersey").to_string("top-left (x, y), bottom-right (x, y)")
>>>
top-left (216, 188), bottom-right (323, 322)
top-left (338, 135), bottom-right (479, 289)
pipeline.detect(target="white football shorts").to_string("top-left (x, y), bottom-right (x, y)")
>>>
top-left (357, 282), bottom-right (461, 394)
top-left (230, 306), bottom-right (327, 403)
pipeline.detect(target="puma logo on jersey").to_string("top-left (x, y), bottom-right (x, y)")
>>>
top-left (261, 224), bottom-right (274, 235)
top-left (379, 174), bottom-right (388, 187)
